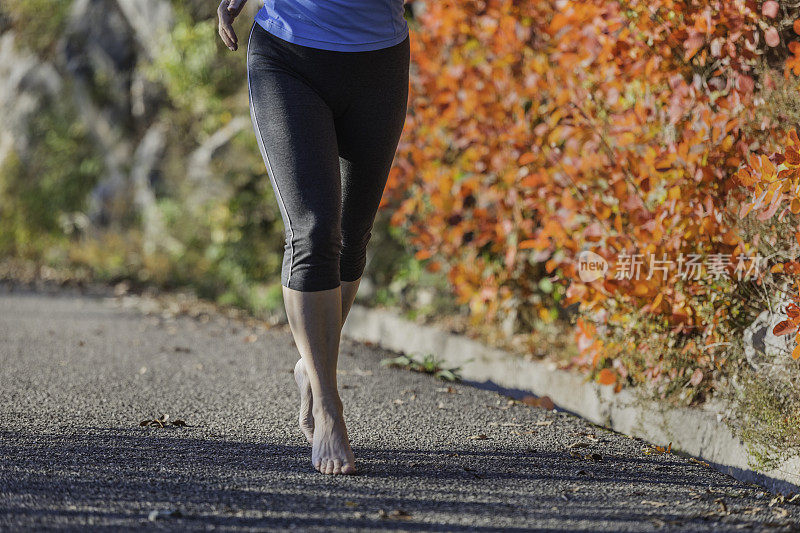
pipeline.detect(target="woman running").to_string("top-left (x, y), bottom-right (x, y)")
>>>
top-left (217, 0), bottom-right (410, 475)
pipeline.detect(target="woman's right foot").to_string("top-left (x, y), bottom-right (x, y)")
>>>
top-left (293, 359), bottom-right (315, 443)
top-left (312, 399), bottom-right (356, 475)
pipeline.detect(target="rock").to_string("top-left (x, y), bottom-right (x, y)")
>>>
top-left (743, 299), bottom-right (795, 374)
top-left (114, 0), bottom-right (174, 60)
top-left (0, 32), bottom-right (63, 166)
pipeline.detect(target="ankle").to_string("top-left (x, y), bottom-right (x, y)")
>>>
top-left (312, 394), bottom-right (343, 418)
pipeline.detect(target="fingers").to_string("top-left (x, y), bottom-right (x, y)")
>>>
top-left (217, 1), bottom-right (239, 51)
top-left (218, 23), bottom-right (237, 51)
top-left (227, 0), bottom-right (245, 13)
top-left (225, 25), bottom-right (239, 50)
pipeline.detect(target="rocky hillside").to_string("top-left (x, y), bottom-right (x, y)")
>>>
top-left (0, 0), bottom-right (301, 313)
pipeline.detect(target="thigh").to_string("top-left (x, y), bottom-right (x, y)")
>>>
top-left (247, 26), bottom-right (342, 243)
top-left (336, 40), bottom-right (410, 238)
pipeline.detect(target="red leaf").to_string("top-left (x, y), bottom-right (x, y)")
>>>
top-left (773, 320), bottom-right (795, 336)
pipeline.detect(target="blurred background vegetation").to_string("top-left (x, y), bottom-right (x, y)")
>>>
top-left (0, 0), bottom-right (454, 322)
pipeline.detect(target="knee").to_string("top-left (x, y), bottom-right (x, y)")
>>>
top-left (285, 222), bottom-right (342, 292)
top-left (340, 229), bottom-right (372, 283)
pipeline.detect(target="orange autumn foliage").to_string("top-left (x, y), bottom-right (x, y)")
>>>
top-left (383, 0), bottom-right (800, 389)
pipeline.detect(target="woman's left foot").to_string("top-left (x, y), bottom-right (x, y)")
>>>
top-left (293, 359), bottom-right (315, 443)
top-left (312, 400), bottom-right (356, 475)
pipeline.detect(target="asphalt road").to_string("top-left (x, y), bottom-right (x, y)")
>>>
top-left (1, 287), bottom-right (799, 531)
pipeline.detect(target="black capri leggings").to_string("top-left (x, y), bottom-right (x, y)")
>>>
top-left (246, 22), bottom-right (410, 292)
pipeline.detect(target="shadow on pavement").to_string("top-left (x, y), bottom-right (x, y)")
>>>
top-left (0, 428), bottom-right (782, 531)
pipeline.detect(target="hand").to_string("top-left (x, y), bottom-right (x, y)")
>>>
top-left (218, 0), bottom-right (248, 51)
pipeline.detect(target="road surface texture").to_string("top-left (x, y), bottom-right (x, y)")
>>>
top-left (1, 286), bottom-right (799, 531)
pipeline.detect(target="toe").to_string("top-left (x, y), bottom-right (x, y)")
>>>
top-left (324, 460), bottom-right (335, 474)
top-left (314, 459), bottom-right (321, 472)
top-left (341, 462), bottom-right (356, 475)
top-left (332, 459), bottom-right (342, 474)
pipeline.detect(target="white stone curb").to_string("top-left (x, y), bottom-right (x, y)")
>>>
top-left (342, 304), bottom-right (800, 495)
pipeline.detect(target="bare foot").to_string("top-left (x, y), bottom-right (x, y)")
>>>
top-left (293, 359), bottom-right (314, 443)
top-left (312, 399), bottom-right (356, 475)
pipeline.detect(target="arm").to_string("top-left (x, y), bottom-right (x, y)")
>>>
top-left (218, 0), bottom-right (248, 51)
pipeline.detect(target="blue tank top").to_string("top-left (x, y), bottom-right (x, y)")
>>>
top-left (254, 0), bottom-right (408, 52)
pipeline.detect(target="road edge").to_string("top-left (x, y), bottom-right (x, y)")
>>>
top-left (341, 304), bottom-right (800, 495)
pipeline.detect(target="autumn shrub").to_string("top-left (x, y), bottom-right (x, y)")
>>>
top-left (386, 0), bottom-right (800, 441)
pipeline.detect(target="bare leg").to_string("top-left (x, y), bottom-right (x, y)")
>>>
top-left (284, 283), bottom-right (356, 474)
top-left (340, 278), bottom-right (361, 327)
top-left (294, 278), bottom-right (361, 443)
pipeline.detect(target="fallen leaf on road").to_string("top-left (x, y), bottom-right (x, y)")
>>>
top-left (573, 431), bottom-right (599, 441)
top-left (243, 334), bottom-right (257, 343)
top-left (644, 442), bottom-right (672, 455)
top-left (521, 395), bottom-right (555, 410)
top-left (769, 495), bottom-right (786, 507)
top-left (378, 509), bottom-right (411, 520)
top-left (773, 507), bottom-right (789, 518)
top-left (436, 386), bottom-right (458, 393)
top-left (641, 500), bottom-right (668, 507)
top-left (139, 414), bottom-right (188, 428)
top-left (534, 420), bottom-right (553, 427)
